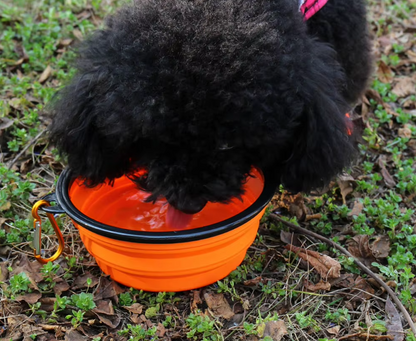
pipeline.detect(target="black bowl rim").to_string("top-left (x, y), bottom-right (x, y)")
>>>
top-left (54, 168), bottom-right (279, 244)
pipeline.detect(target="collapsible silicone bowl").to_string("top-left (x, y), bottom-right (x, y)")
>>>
top-left (34, 168), bottom-right (278, 292)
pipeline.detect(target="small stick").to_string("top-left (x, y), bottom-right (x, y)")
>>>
top-left (269, 213), bottom-right (416, 337)
top-left (7, 130), bottom-right (46, 170)
top-left (338, 332), bottom-right (393, 340)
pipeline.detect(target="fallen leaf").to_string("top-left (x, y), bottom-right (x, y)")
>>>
top-left (285, 245), bottom-right (341, 279)
top-left (330, 274), bottom-right (374, 302)
top-left (53, 280), bottom-right (70, 296)
top-left (385, 296), bottom-right (404, 341)
top-left (242, 300), bottom-right (250, 310)
top-left (203, 292), bottom-right (235, 320)
top-left (39, 65), bottom-right (52, 84)
top-left (263, 320), bottom-right (287, 341)
top-left (20, 159), bottom-right (33, 174)
top-left (72, 29), bottom-right (83, 40)
top-left (398, 126), bottom-right (412, 138)
top-left (327, 325), bottom-right (341, 335)
top-left (279, 231), bottom-right (301, 246)
top-left (72, 273), bottom-right (99, 289)
top-left (10, 256), bottom-right (43, 291)
top-left (156, 323), bottom-right (166, 337)
top-left (244, 276), bottom-right (267, 286)
top-left (93, 300), bottom-right (114, 315)
top-left (304, 279), bottom-right (331, 292)
top-left (123, 303), bottom-right (143, 315)
top-left (337, 177), bottom-right (354, 204)
top-left (347, 235), bottom-right (376, 267)
top-left (348, 201), bottom-right (364, 217)
top-left (377, 60), bottom-right (394, 83)
top-left (93, 312), bottom-right (121, 329)
top-left (191, 290), bottom-right (202, 310)
top-left (371, 235), bottom-right (391, 259)
top-left (94, 277), bottom-right (125, 304)
top-left (65, 330), bottom-right (88, 341)
top-left (59, 38), bottom-right (73, 47)
top-left (39, 297), bottom-right (56, 312)
top-left (0, 117), bottom-right (13, 131)
top-left (366, 89), bottom-right (383, 104)
top-left (15, 292), bottom-right (42, 305)
top-left (21, 325), bottom-right (47, 341)
top-left (378, 158), bottom-right (396, 188)
top-left (392, 77), bottom-right (415, 98)
top-left (352, 276), bottom-right (375, 301)
top-left (0, 262), bottom-right (9, 282)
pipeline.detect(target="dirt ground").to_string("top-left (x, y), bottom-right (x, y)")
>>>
top-left (1, 0), bottom-right (416, 340)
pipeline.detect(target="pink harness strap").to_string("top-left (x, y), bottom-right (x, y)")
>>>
top-left (300, 0), bottom-right (329, 20)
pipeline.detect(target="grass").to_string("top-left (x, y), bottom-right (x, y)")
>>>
top-left (1, 0), bottom-right (416, 340)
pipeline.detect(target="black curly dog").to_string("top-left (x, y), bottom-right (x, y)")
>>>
top-left (49, 0), bottom-right (372, 221)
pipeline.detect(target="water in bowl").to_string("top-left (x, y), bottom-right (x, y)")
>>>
top-left (69, 169), bottom-right (264, 232)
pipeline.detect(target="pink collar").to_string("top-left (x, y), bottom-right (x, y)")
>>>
top-left (299, 0), bottom-right (329, 20)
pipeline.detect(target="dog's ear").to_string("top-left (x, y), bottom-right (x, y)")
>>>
top-left (48, 66), bottom-right (135, 185)
top-left (280, 41), bottom-right (356, 193)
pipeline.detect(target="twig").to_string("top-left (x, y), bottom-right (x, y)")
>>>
top-left (269, 213), bottom-right (416, 337)
top-left (338, 332), bottom-right (393, 340)
top-left (7, 129), bottom-right (46, 170)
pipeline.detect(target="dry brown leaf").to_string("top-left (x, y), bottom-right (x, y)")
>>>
top-left (288, 194), bottom-right (309, 221)
top-left (93, 300), bottom-right (114, 315)
top-left (263, 320), bottom-right (288, 341)
top-left (347, 235), bottom-right (376, 267)
top-left (327, 325), bottom-right (341, 335)
top-left (371, 235), bottom-right (391, 259)
top-left (65, 330), bottom-right (88, 341)
top-left (191, 290), bottom-right (202, 310)
top-left (11, 255), bottom-right (43, 284)
top-left (93, 312), bottom-right (121, 329)
top-left (53, 280), bottom-right (70, 296)
top-left (285, 245), bottom-right (341, 279)
top-left (72, 29), bottom-right (83, 40)
top-left (378, 158), bottom-right (396, 188)
top-left (304, 279), bottom-right (331, 292)
top-left (15, 292), bottom-right (42, 305)
top-left (39, 297), bottom-right (56, 312)
top-left (392, 77), bottom-right (415, 98)
top-left (337, 177), bottom-right (354, 204)
top-left (0, 262), bottom-right (9, 282)
top-left (348, 201), bottom-right (364, 217)
top-left (203, 292), bottom-right (235, 319)
top-left (352, 276), bottom-right (375, 301)
top-left (331, 274), bottom-right (374, 302)
top-left (385, 296), bottom-right (404, 341)
top-left (39, 65), bottom-right (52, 84)
top-left (21, 325), bottom-right (47, 341)
top-left (94, 277), bottom-right (125, 304)
top-left (280, 230), bottom-right (301, 246)
top-left (244, 276), bottom-right (267, 286)
top-left (92, 300), bottom-right (121, 328)
top-left (398, 126), bottom-right (412, 138)
top-left (20, 159), bottom-right (33, 174)
top-left (377, 60), bottom-right (394, 83)
top-left (123, 303), bottom-right (143, 314)
top-left (59, 38), bottom-right (73, 47)
top-left (0, 117), bottom-right (13, 131)
top-left (157, 323), bottom-right (166, 337)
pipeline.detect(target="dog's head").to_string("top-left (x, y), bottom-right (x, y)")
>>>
top-left (49, 0), bottom-right (355, 214)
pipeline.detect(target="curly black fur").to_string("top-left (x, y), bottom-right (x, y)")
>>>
top-left (49, 0), bottom-right (372, 214)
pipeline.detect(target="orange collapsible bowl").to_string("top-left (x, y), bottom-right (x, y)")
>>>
top-left (39, 168), bottom-right (278, 292)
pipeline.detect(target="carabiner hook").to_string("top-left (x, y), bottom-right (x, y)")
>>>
top-left (31, 200), bottom-right (65, 264)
